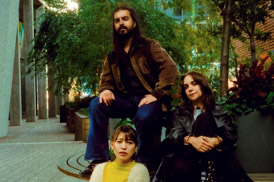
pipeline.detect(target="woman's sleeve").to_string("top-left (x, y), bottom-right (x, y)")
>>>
top-left (214, 107), bottom-right (238, 151)
top-left (165, 107), bottom-right (189, 147)
top-left (89, 163), bottom-right (105, 182)
top-left (130, 163), bottom-right (150, 182)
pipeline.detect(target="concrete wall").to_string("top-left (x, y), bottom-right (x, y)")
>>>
top-left (0, 0), bottom-right (20, 137)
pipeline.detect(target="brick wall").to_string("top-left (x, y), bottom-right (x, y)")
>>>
top-left (233, 7), bottom-right (274, 61)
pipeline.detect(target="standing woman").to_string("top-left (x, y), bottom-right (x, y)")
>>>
top-left (90, 125), bottom-right (150, 182)
top-left (153, 71), bottom-right (252, 182)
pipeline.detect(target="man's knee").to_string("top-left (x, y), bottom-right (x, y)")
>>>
top-left (89, 97), bottom-right (109, 125)
top-left (89, 97), bottom-right (107, 112)
top-left (135, 103), bottom-right (162, 121)
top-left (89, 96), bottom-right (99, 108)
top-left (135, 111), bottom-right (152, 122)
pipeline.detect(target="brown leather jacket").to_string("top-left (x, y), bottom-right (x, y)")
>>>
top-left (99, 38), bottom-right (178, 110)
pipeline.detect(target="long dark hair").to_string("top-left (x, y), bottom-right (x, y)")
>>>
top-left (112, 4), bottom-right (141, 55)
top-left (180, 71), bottom-right (216, 112)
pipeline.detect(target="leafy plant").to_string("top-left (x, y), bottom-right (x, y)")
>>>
top-left (114, 118), bottom-right (135, 130)
top-left (77, 108), bottom-right (89, 117)
top-left (222, 58), bottom-right (274, 116)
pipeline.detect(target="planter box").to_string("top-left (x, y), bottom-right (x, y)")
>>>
top-left (74, 112), bottom-right (89, 143)
top-left (59, 105), bottom-right (67, 123)
top-left (235, 111), bottom-right (274, 173)
top-left (73, 116), bottom-right (125, 143)
top-left (67, 108), bottom-right (76, 133)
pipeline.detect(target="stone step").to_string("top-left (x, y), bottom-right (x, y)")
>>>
top-left (248, 173), bottom-right (274, 182)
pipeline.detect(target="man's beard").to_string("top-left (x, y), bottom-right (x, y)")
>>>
top-left (116, 25), bottom-right (135, 41)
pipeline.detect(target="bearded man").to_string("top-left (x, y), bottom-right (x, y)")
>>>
top-left (80, 5), bottom-right (178, 178)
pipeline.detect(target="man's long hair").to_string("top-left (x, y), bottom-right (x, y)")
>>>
top-left (112, 5), bottom-right (141, 55)
top-left (180, 71), bottom-right (216, 112)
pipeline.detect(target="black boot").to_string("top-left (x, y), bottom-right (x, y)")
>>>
top-left (79, 160), bottom-right (106, 178)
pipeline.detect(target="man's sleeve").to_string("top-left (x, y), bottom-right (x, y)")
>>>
top-left (149, 40), bottom-right (178, 100)
top-left (98, 55), bottom-right (115, 93)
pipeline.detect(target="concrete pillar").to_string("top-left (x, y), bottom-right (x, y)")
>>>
top-left (23, 0), bottom-right (36, 122)
top-left (10, 28), bottom-right (23, 126)
top-left (0, 0), bottom-right (20, 137)
top-left (48, 65), bottom-right (57, 117)
top-left (38, 72), bottom-right (48, 119)
top-left (21, 58), bottom-right (26, 118)
top-left (36, 5), bottom-right (48, 119)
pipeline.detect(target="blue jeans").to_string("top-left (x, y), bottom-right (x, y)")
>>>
top-left (84, 94), bottom-right (162, 166)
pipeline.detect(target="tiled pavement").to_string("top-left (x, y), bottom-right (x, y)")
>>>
top-left (0, 117), bottom-right (87, 182)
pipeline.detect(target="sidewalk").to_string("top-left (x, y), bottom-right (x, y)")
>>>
top-left (0, 117), bottom-right (87, 182)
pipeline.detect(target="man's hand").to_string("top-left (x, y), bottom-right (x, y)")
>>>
top-left (188, 136), bottom-right (215, 153)
top-left (99, 90), bottom-right (115, 106)
top-left (138, 94), bottom-right (157, 107)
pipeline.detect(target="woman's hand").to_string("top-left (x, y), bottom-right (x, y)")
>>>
top-left (188, 136), bottom-right (215, 153)
top-left (203, 136), bottom-right (221, 147)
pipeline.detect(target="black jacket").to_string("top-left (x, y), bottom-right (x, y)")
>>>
top-left (152, 106), bottom-right (253, 182)
top-left (166, 105), bottom-right (238, 152)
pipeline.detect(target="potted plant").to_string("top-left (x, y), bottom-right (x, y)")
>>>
top-left (222, 58), bottom-right (274, 173)
top-left (73, 96), bottom-right (96, 142)
top-left (223, 58), bottom-right (274, 115)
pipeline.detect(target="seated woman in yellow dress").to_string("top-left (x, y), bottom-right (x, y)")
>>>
top-left (89, 125), bottom-right (150, 182)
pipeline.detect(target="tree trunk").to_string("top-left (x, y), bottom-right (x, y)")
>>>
top-left (250, 30), bottom-right (256, 62)
top-left (220, 0), bottom-right (232, 97)
top-left (250, 2), bottom-right (256, 62)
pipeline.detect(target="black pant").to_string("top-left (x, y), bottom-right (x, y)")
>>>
top-left (192, 112), bottom-right (217, 137)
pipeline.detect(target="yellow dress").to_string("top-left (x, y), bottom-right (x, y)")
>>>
top-left (102, 160), bottom-right (136, 182)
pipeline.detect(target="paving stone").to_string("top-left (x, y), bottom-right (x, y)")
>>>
top-left (0, 117), bottom-right (87, 182)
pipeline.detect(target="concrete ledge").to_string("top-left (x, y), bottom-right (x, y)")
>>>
top-left (247, 173), bottom-right (274, 182)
